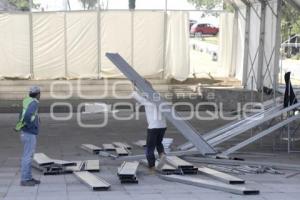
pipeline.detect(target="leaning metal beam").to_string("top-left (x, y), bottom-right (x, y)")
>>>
top-left (207, 102), bottom-right (300, 146)
top-left (221, 114), bottom-right (300, 156)
top-left (179, 103), bottom-right (282, 150)
top-left (106, 53), bottom-right (216, 155)
top-left (160, 175), bottom-right (259, 195)
top-left (204, 104), bottom-right (282, 141)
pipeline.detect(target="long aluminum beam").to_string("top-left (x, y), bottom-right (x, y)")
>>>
top-left (197, 166), bottom-right (245, 184)
top-left (74, 171), bottom-right (110, 191)
top-left (208, 102), bottom-right (300, 146)
top-left (178, 104), bottom-right (282, 150)
top-left (222, 114), bottom-right (300, 156)
top-left (184, 157), bottom-right (300, 171)
top-left (205, 105), bottom-right (282, 142)
top-left (160, 175), bottom-right (259, 195)
top-left (106, 53), bottom-right (216, 155)
top-left (116, 150), bottom-right (201, 161)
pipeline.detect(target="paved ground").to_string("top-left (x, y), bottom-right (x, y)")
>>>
top-left (1, 112), bottom-right (300, 200)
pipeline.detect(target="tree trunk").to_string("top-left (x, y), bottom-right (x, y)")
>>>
top-left (129, 0), bottom-right (135, 10)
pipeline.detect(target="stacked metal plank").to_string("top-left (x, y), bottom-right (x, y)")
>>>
top-left (117, 161), bottom-right (139, 183)
top-left (165, 156), bottom-right (198, 174)
top-left (113, 142), bottom-right (131, 156)
top-left (103, 144), bottom-right (116, 151)
top-left (113, 142), bottom-right (132, 150)
top-left (81, 144), bottom-right (102, 154)
top-left (33, 153), bottom-right (76, 175)
top-left (66, 160), bottom-right (101, 172)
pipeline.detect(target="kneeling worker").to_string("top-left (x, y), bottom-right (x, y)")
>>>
top-left (15, 86), bottom-right (41, 186)
top-left (131, 81), bottom-right (167, 171)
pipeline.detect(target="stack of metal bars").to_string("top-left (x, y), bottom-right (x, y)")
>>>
top-left (113, 142), bottom-right (132, 150)
top-left (102, 144), bottom-right (116, 151)
top-left (115, 147), bottom-right (129, 156)
top-left (65, 160), bottom-right (100, 172)
top-left (33, 153), bottom-right (76, 175)
top-left (117, 161), bottom-right (139, 183)
top-left (81, 144), bottom-right (102, 154)
top-left (165, 156), bottom-right (198, 174)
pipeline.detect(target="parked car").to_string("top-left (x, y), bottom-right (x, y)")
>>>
top-left (190, 23), bottom-right (219, 37)
top-left (189, 20), bottom-right (197, 30)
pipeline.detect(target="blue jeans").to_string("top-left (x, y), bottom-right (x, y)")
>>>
top-left (20, 132), bottom-right (37, 181)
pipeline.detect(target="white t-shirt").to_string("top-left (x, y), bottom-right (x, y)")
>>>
top-left (132, 91), bottom-right (167, 129)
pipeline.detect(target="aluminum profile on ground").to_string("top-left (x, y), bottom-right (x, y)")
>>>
top-left (113, 142), bottom-right (132, 150)
top-left (66, 161), bottom-right (85, 172)
top-left (160, 175), bottom-right (259, 195)
top-left (197, 166), bottom-right (245, 184)
top-left (84, 160), bottom-right (100, 172)
top-left (33, 153), bottom-right (54, 166)
top-left (32, 162), bottom-right (73, 175)
top-left (133, 140), bottom-right (146, 148)
top-left (51, 159), bottom-right (77, 167)
top-left (117, 161), bottom-right (139, 183)
top-left (117, 150), bottom-right (200, 162)
top-left (102, 144), bottom-right (116, 151)
top-left (81, 144), bottom-right (102, 154)
top-left (115, 147), bottom-right (129, 156)
top-left (73, 171), bottom-right (110, 191)
top-left (165, 156), bottom-right (198, 174)
top-left (106, 53), bottom-right (216, 156)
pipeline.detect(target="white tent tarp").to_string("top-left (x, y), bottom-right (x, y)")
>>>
top-left (0, 11), bottom-right (189, 81)
top-left (0, 13), bottom-right (30, 78)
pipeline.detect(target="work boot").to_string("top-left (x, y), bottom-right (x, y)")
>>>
top-left (31, 178), bottom-right (41, 184)
top-left (20, 180), bottom-right (36, 186)
top-left (148, 167), bottom-right (156, 175)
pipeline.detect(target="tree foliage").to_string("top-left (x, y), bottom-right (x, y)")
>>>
top-left (281, 1), bottom-right (300, 42)
top-left (79, 0), bottom-right (97, 10)
top-left (187, 0), bottom-right (222, 10)
top-left (7, 0), bottom-right (30, 11)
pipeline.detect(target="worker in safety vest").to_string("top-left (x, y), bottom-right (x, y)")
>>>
top-left (15, 86), bottom-right (41, 186)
